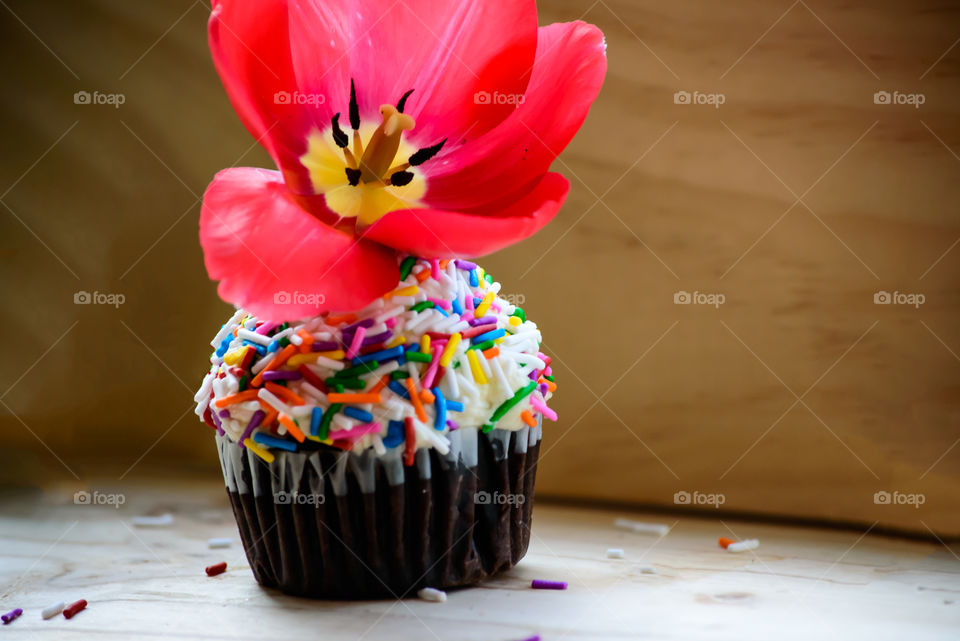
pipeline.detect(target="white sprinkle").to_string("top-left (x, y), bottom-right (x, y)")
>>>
top-left (210, 309), bottom-right (245, 348)
top-left (726, 539), bottom-right (759, 553)
top-left (132, 513), bottom-right (174, 527)
top-left (257, 388), bottom-right (291, 414)
top-left (606, 548), bottom-right (625, 559)
top-left (448, 320), bottom-right (470, 334)
top-left (614, 518), bottom-right (670, 537)
top-left (290, 405), bottom-right (313, 419)
top-left (490, 357), bottom-right (512, 397)
top-left (298, 381), bottom-right (327, 403)
top-left (639, 567), bottom-right (659, 574)
top-left (193, 372), bottom-right (214, 403)
top-left (417, 587), bottom-right (447, 602)
top-left (41, 601), bottom-right (65, 619)
top-left (251, 352), bottom-right (273, 375)
top-left (371, 435), bottom-right (387, 456)
top-left (236, 328), bottom-right (271, 346)
top-left (314, 356), bottom-right (346, 371)
top-left (208, 537), bottom-right (233, 549)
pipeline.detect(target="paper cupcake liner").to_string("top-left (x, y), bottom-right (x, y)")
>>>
top-left (215, 421), bottom-right (542, 599)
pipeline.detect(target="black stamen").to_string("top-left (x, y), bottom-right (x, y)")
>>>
top-left (345, 167), bottom-right (362, 186)
top-left (349, 79), bottom-right (360, 130)
top-left (389, 170), bottom-right (414, 187)
top-left (396, 89), bottom-right (414, 113)
top-left (331, 113), bottom-right (349, 148)
top-left (409, 138), bottom-right (446, 166)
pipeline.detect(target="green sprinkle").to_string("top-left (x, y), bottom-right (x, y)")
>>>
top-left (410, 301), bottom-right (435, 313)
top-left (319, 403), bottom-right (341, 440)
top-left (511, 308), bottom-right (526, 322)
top-left (277, 336), bottom-right (291, 348)
top-left (390, 370), bottom-right (411, 380)
top-left (399, 256), bottom-right (417, 280)
top-left (334, 361), bottom-right (380, 378)
top-left (469, 340), bottom-right (495, 352)
top-left (545, 374), bottom-right (555, 382)
top-left (481, 424), bottom-right (495, 433)
top-left (405, 351), bottom-right (431, 363)
top-left (489, 381), bottom-right (538, 424)
top-left (278, 322), bottom-right (290, 332)
top-left (484, 273), bottom-right (493, 284)
top-left (238, 375), bottom-right (248, 391)
top-left (326, 377), bottom-right (366, 390)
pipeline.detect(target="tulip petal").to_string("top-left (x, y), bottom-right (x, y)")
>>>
top-left (423, 21), bottom-right (607, 210)
top-left (200, 167), bottom-right (399, 319)
top-left (362, 172), bottom-right (569, 258)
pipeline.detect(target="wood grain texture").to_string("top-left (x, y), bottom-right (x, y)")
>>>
top-left (0, 479), bottom-right (958, 640)
top-left (0, 0), bottom-right (958, 534)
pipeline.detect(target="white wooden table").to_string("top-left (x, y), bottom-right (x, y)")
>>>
top-left (1, 477), bottom-right (958, 640)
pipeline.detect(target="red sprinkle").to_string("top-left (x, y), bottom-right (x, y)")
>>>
top-left (718, 537), bottom-right (735, 549)
top-left (205, 562), bottom-right (227, 577)
top-left (403, 417), bottom-right (416, 466)
top-left (63, 599), bottom-right (87, 619)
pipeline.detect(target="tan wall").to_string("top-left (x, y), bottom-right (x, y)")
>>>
top-left (1, 1), bottom-right (958, 535)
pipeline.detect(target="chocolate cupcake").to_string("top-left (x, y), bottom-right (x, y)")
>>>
top-left (195, 258), bottom-right (557, 598)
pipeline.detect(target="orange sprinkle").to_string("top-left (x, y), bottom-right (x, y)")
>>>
top-left (482, 346), bottom-right (500, 359)
top-left (415, 268), bottom-right (431, 283)
top-left (718, 537), bottom-right (735, 549)
top-left (405, 378), bottom-right (427, 422)
top-left (296, 329), bottom-right (314, 352)
top-left (214, 390), bottom-right (259, 408)
top-left (327, 392), bottom-right (382, 404)
top-left (520, 410), bottom-right (537, 428)
top-left (370, 375), bottom-right (390, 394)
top-left (326, 313), bottom-right (356, 326)
top-left (251, 344), bottom-right (297, 387)
top-left (265, 382), bottom-right (306, 406)
top-left (259, 404), bottom-right (279, 427)
top-left (420, 388), bottom-right (435, 404)
top-left (278, 413), bottom-right (306, 442)
top-left (439, 259), bottom-right (450, 269)
top-left (538, 378), bottom-right (557, 393)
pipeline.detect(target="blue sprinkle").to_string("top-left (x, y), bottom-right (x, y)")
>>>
top-left (267, 340), bottom-right (281, 352)
top-left (434, 305), bottom-right (449, 317)
top-left (343, 406), bottom-right (374, 423)
top-left (433, 387), bottom-right (446, 430)
top-left (242, 340), bottom-right (267, 356)
top-left (353, 345), bottom-right (405, 365)
top-left (253, 432), bottom-right (297, 452)
top-left (451, 298), bottom-right (463, 315)
top-left (383, 420), bottom-right (405, 448)
top-left (472, 328), bottom-right (505, 344)
top-left (469, 269), bottom-right (479, 287)
top-left (388, 380), bottom-right (410, 399)
top-left (473, 297), bottom-right (482, 306)
top-left (310, 407), bottom-right (323, 437)
top-left (446, 400), bottom-right (464, 412)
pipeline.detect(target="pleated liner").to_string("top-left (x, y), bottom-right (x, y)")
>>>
top-left (216, 423), bottom-right (541, 599)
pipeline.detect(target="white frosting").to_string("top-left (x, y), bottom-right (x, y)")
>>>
top-left (197, 259), bottom-right (554, 457)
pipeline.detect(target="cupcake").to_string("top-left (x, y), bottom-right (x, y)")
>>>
top-left (195, 0), bottom-right (605, 598)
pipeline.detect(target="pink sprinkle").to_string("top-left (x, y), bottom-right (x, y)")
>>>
top-left (531, 579), bottom-right (567, 590)
top-left (328, 421), bottom-right (382, 442)
top-left (544, 366), bottom-right (552, 377)
top-left (465, 295), bottom-right (474, 311)
top-left (421, 349), bottom-right (443, 389)
top-left (530, 398), bottom-right (557, 421)
top-left (385, 317), bottom-right (398, 329)
top-left (345, 326), bottom-right (366, 359)
top-left (255, 321), bottom-right (279, 335)
top-left (428, 297), bottom-right (451, 310)
top-left (430, 258), bottom-right (441, 280)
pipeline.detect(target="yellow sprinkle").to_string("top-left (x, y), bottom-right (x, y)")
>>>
top-left (420, 335), bottom-right (431, 354)
top-left (223, 348), bottom-right (247, 366)
top-left (508, 316), bottom-right (522, 326)
top-left (305, 435), bottom-right (333, 444)
top-left (475, 292), bottom-right (494, 317)
top-left (467, 349), bottom-right (488, 384)
top-left (287, 353), bottom-right (320, 367)
top-left (385, 335), bottom-right (407, 349)
top-left (316, 350), bottom-right (346, 360)
top-left (243, 438), bottom-right (275, 463)
top-left (386, 285), bottom-right (418, 299)
top-left (439, 333), bottom-right (461, 368)
top-left (494, 337), bottom-right (505, 344)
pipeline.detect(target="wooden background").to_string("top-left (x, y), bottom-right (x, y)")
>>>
top-left (1, 1), bottom-right (958, 535)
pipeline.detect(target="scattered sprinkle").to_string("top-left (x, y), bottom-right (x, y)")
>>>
top-left (614, 518), bottom-right (670, 537)
top-left (63, 599), bottom-right (87, 619)
top-left (131, 513), bottom-right (174, 527)
top-left (417, 587), bottom-right (447, 602)
top-left (606, 548), bottom-right (625, 559)
top-left (531, 579), bottom-right (567, 590)
top-left (208, 537), bottom-right (233, 549)
top-left (205, 561), bottom-right (228, 576)
top-left (639, 567), bottom-right (658, 575)
top-left (41, 601), bottom-right (65, 620)
top-left (725, 538), bottom-right (759, 553)
top-left (2, 608), bottom-right (22, 624)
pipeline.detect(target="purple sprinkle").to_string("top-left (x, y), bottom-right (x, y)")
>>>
top-left (341, 317), bottom-right (375, 334)
top-left (517, 637), bottom-right (541, 641)
top-left (539, 383), bottom-right (549, 395)
top-left (468, 316), bottom-right (497, 327)
top-left (531, 579), bottom-right (567, 590)
top-left (218, 409), bottom-right (231, 419)
top-left (239, 409), bottom-right (266, 446)
top-left (262, 370), bottom-right (302, 381)
top-left (446, 420), bottom-right (459, 431)
top-left (455, 259), bottom-right (477, 270)
top-left (311, 340), bottom-right (340, 352)
top-left (2, 608), bottom-right (23, 624)
top-left (528, 369), bottom-right (538, 381)
top-left (360, 330), bottom-right (393, 347)
top-left (211, 408), bottom-right (224, 435)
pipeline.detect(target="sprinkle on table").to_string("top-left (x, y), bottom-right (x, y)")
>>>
top-left (205, 561), bottom-right (228, 576)
top-left (41, 601), bottom-right (65, 620)
top-left (131, 513), bottom-right (174, 527)
top-left (416, 587), bottom-right (447, 602)
top-left (724, 538), bottom-right (759, 553)
top-left (531, 579), bottom-right (567, 590)
top-left (63, 599), bottom-right (87, 619)
top-left (1, 608), bottom-right (22, 624)
top-left (613, 518), bottom-right (670, 537)
top-left (208, 537), bottom-right (233, 549)
top-left (606, 547), bottom-right (625, 559)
